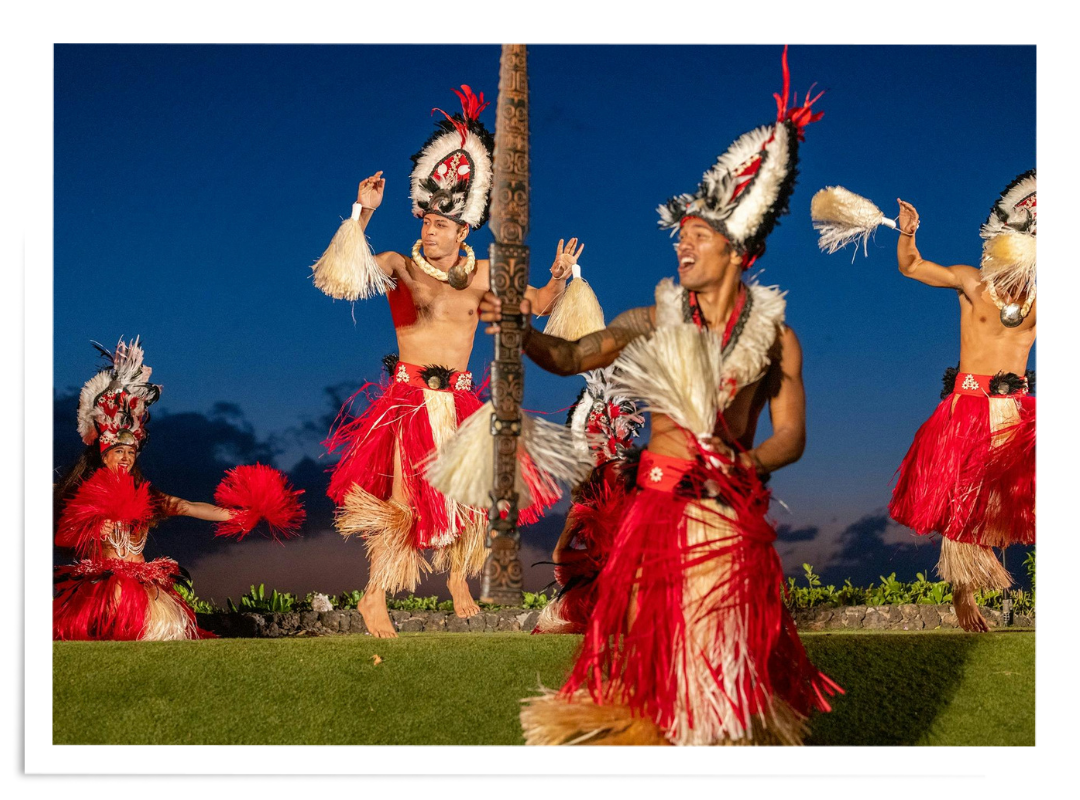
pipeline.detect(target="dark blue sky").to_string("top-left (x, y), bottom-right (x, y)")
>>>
top-left (53, 45), bottom-right (1035, 596)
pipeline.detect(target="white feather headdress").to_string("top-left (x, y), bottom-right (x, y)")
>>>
top-left (409, 85), bottom-right (495, 230)
top-left (657, 46), bottom-right (823, 266)
top-left (980, 169), bottom-right (1036, 295)
top-left (568, 366), bottom-right (644, 471)
top-left (76, 337), bottom-right (162, 452)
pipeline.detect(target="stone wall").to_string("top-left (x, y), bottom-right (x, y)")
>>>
top-left (198, 604), bottom-right (1033, 638)
top-left (791, 604), bottom-right (1034, 631)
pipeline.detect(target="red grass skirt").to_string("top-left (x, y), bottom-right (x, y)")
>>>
top-left (546, 451), bottom-right (841, 745)
top-left (53, 558), bottom-right (212, 641)
top-left (326, 370), bottom-right (555, 551)
top-left (326, 377), bottom-right (483, 549)
top-left (534, 463), bottom-right (630, 635)
top-left (890, 391), bottom-right (1035, 547)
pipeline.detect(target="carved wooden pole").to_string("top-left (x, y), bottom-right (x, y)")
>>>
top-left (481, 44), bottom-right (529, 605)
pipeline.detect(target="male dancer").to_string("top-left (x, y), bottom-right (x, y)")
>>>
top-left (312, 86), bottom-right (575, 638)
top-left (484, 49), bottom-right (840, 745)
top-left (889, 172), bottom-right (1036, 632)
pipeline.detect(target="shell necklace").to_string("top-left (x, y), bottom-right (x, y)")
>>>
top-left (986, 280), bottom-right (1036, 328)
top-left (411, 241), bottom-right (476, 290)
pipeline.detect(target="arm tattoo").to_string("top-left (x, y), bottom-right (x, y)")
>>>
top-left (580, 306), bottom-right (654, 353)
top-left (524, 306), bottom-right (654, 375)
top-left (606, 306), bottom-right (655, 345)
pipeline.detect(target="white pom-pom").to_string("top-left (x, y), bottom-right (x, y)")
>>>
top-left (612, 323), bottom-right (724, 437)
top-left (810, 186), bottom-right (892, 256)
top-left (311, 210), bottom-right (396, 301)
top-left (520, 412), bottom-right (594, 489)
top-left (425, 402), bottom-right (592, 509)
top-left (543, 272), bottom-right (606, 341)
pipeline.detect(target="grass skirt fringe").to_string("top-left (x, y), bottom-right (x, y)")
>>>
top-left (522, 460), bottom-right (840, 746)
top-left (54, 558), bottom-right (210, 641)
top-left (890, 393), bottom-right (1035, 547)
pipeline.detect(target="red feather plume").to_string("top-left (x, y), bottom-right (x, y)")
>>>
top-left (213, 463), bottom-right (306, 541)
top-left (432, 84), bottom-right (490, 147)
top-left (773, 44), bottom-right (824, 141)
top-left (56, 468), bottom-right (156, 559)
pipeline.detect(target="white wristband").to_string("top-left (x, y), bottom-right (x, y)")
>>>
top-left (571, 263), bottom-right (582, 280)
top-left (351, 203), bottom-right (364, 221)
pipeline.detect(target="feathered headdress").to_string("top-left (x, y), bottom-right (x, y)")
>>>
top-left (657, 46), bottom-right (823, 268)
top-left (980, 169), bottom-right (1036, 296)
top-left (409, 85), bottom-right (495, 229)
top-left (76, 337), bottom-right (162, 453)
top-left (567, 367), bottom-right (644, 471)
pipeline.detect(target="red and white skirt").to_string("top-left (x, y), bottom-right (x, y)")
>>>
top-left (326, 359), bottom-right (556, 591)
top-left (533, 461), bottom-right (630, 635)
top-left (53, 557), bottom-right (211, 641)
top-left (890, 370), bottom-right (1035, 549)
top-left (521, 450), bottom-right (841, 746)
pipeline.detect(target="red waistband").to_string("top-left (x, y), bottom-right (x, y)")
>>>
top-left (953, 372), bottom-right (1029, 397)
top-left (636, 450), bottom-right (697, 492)
top-left (392, 361), bottom-right (473, 392)
top-left (62, 557), bottom-right (180, 583)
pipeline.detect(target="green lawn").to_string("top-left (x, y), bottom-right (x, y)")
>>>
top-left (53, 630), bottom-right (1034, 746)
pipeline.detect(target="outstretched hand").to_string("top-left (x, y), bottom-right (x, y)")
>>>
top-left (550, 237), bottom-right (585, 282)
top-left (358, 172), bottom-right (386, 209)
top-left (480, 291), bottom-right (533, 334)
top-left (897, 199), bottom-right (920, 235)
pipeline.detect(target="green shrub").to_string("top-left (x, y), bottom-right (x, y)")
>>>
top-left (215, 567), bottom-right (1035, 618)
top-left (227, 584), bottom-right (296, 614)
top-left (175, 581), bottom-right (219, 615)
top-left (783, 566), bottom-right (1031, 613)
top-left (1024, 549), bottom-right (1035, 600)
top-left (522, 592), bottom-right (548, 610)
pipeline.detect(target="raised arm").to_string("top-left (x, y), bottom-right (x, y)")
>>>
top-left (524, 237), bottom-right (582, 316)
top-left (480, 293), bottom-right (655, 376)
top-left (896, 199), bottom-right (981, 296)
top-left (742, 326), bottom-right (806, 478)
top-left (354, 172), bottom-right (402, 278)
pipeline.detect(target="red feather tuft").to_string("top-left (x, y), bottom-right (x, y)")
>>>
top-left (452, 84), bottom-right (489, 121)
top-left (214, 463), bottom-right (306, 541)
top-left (772, 44), bottom-right (824, 141)
top-left (56, 468), bottom-right (156, 559)
top-left (432, 85), bottom-right (490, 148)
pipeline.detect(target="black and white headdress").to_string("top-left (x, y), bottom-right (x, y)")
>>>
top-left (409, 85), bottom-right (495, 229)
top-left (980, 169), bottom-right (1036, 296)
top-left (77, 337), bottom-right (162, 453)
top-left (658, 47), bottom-right (823, 268)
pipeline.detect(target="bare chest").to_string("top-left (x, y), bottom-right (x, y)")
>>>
top-left (389, 260), bottom-right (487, 329)
top-left (962, 290), bottom-right (1036, 340)
top-left (720, 372), bottom-right (771, 446)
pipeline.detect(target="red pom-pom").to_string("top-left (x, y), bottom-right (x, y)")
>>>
top-left (213, 463), bottom-right (305, 541)
top-left (56, 468), bottom-right (156, 559)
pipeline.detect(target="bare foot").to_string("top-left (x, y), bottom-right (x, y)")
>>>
top-left (358, 589), bottom-right (397, 638)
top-left (448, 573), bottom-right (480, 618)
top-left (953, 584), bottom-right (990, 633)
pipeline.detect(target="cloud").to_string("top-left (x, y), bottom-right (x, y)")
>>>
top-left (816, 510), bottom-right (940, 587)
top-left (186, 513), bottom-right (570, 605)
top-left (53, 391), bottom-right (316, 568)
top-left (775, 524), bottom-right (819, 543)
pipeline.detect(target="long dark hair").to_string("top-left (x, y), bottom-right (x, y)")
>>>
top-left (53, 444), bottom-right (148, 529)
